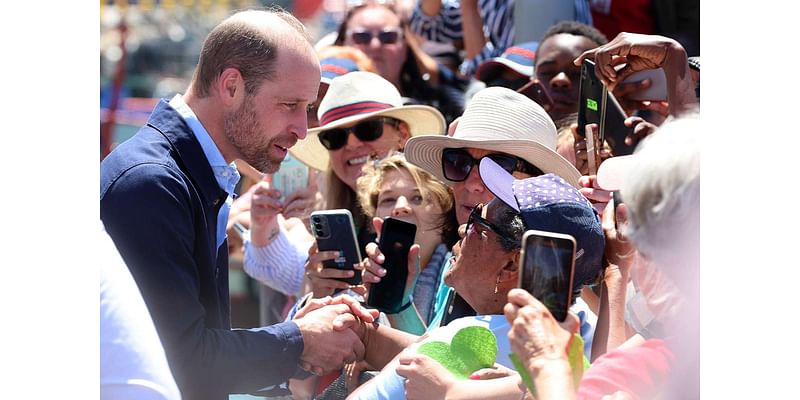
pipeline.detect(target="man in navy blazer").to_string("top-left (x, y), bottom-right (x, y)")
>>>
top-left (100, 9), bottom-right (377, 400)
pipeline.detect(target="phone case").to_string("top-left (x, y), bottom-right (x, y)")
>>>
top-left (367, 217), bottom-right (417, 313)
top-left (623, 68), bottom-right (668, 101)
top-left (271, 154), bottom-right (309, 201)
top-left (578, 60), bottom-right (635, 157)
top-left (309, 209), bottom-right (362, 285)
top-left (517, 230), bottom-right (576, 322)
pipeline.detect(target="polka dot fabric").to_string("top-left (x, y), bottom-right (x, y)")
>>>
top-left (511, 174), bottom-right (594, 211)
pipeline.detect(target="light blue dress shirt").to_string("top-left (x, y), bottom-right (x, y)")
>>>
top-left (169, 94), bottom-right (240, 250)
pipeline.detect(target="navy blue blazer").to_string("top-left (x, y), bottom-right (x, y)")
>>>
top-left (101, 100), bottom-right (304, 400)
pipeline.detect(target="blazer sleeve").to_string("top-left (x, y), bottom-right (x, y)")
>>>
top-left (100, 162), bottom-right (304, 396)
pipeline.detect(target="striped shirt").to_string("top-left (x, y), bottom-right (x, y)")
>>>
top-left (409, 0), bottom-right (594, 78)
top-left (410, 0), bottom-right (515, 78)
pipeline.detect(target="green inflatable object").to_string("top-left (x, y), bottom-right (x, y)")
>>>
top-left (416, 326), bottom-right (498, 380)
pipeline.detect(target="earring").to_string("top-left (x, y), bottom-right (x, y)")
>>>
top-left (494, 276), bottom-right (500, 294)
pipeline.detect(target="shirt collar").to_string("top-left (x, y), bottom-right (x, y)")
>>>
top-left (169, 94), bottom-right (240, 195)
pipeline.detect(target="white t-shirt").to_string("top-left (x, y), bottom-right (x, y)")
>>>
top-left (100, 222), bottom-right (181, 400)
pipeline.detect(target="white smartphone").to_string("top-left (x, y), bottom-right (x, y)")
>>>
top-left (623, 68), bottom-right (668, 101)
top-left (271, 154), bottom-right (309, 201)
top-left (518, 229), bottom-right (577, 322)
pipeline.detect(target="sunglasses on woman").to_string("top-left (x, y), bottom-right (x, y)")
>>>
top-left (347, 28), bottom-right (403, 45)
top-left (441, 148), bottom-right (544, 182)
top-left (318, 117), bottom-right (401, 151)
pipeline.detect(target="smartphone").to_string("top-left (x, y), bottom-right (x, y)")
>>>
top-left (309, 209), bottom-right (362, 285)
top-left (367, 217), bottom-right (417, 313)
top-left (516, 79), bottom-right (554, 110)
top-left (271, 154), bottom-right (309, 201)
top-left (578, 59), bottom-right (636, 157)
top-left (518, 230), bottom-right (577, 322)
top-left (622, 68), bottom-right (668, 101)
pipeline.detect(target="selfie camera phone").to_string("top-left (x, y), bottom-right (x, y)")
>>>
top-left (367, 217), bottom-right (417, 313)
top-left (578, 59), bottom-right (636, 157)
top-left (270, 154), bottom-right (309, 201)
top-left (518, 230), bottom-right (577, 322)
top-left (309, 209), bottom-right (363, 285)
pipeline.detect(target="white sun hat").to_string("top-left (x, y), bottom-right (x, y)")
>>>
top-left (289, 71), bottom-right (446, 171)
top-left (404, 86), bottom-right (581, 187)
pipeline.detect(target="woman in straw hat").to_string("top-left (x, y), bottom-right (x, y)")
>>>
top-left (288, 71), bottom-right (445, 297)
top-left (362, 86), bottom-right (591, 334)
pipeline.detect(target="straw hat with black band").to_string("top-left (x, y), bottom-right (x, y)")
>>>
top-left (290, 71), bottom-right (446, 171)
top-left (404, 86), bottom-right (582, 187)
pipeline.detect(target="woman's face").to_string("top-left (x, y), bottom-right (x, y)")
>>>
top-left (328, 118), bottom-right (408, 190)
top-left (375, 168), bottom-right (445, 247)
top-left (344, 6), bottom-right (407, 85)
top-left (445, 199), bottom-right (517, 314)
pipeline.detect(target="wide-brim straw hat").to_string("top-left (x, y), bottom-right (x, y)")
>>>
top-left (290, 71), bottom-right (446, 171)
top-left (404, 86), bottom-right (581, 187)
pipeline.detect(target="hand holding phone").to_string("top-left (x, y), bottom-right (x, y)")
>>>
top-left (309, 209), bottom-right (363, 285)
top-left (517, 230), bottom-right (576, 322)
top-left (578, 59), bottom-right (635, 157)
top-left (271, 154), bottom-right (310, 202)
top-left (367, 217), bottom-right (417, 314)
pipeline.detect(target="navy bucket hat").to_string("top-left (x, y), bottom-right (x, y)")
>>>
top-left (479, 158), bottom-right (605, 289)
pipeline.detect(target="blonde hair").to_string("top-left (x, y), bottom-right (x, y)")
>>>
top-left (356, 153), bottom-right (458, 243)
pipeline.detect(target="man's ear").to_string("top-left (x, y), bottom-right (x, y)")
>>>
top-left (216, 67), bottom-right (245, 108)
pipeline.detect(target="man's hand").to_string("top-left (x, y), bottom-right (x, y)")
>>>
top-left (294, 302), bottom-right (373, 376)
top-left (293, 293), bottom-right (379, 324)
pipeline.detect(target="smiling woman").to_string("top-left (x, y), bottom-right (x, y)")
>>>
top-left (290, 71), bottom-right (445, 251)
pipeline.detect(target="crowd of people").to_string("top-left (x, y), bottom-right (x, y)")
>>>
top-left (99, 2), bottom-right (699, 399)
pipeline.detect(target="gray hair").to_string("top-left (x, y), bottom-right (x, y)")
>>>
top-left (621, 114), bottom-right (700, 276)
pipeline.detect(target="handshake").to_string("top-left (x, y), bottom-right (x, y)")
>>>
top-left (291, 294), bottom-right (379, 376)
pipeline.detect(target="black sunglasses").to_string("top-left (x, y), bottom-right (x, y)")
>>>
top-left (441, 148), bottom-right (544, 182)
top-left (348, 28), bottom-right (402, 45)
top-left (318, 117), bottom-right (400, 151)
top-left (466, 203), bottom-right (515, 240)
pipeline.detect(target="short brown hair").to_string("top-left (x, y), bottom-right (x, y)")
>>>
top-left (191, 8), bottom-right (310, 98)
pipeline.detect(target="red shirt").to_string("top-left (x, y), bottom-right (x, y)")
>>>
top-left (591, 0), bottom-right (657, 41)
top-left (577, 339), bottom-right (674, 400)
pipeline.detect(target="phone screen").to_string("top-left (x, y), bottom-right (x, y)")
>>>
top-left (367, 217), bottom-right (417, 313)
top-left (310, 210), bottom-right (363, 285)
top-left (518, 230), bottom-right (576, 322)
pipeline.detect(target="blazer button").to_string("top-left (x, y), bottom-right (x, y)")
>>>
top-left (212, 199), bottom-right (220, 206)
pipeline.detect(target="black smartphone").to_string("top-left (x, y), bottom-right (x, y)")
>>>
top-left (516, 79), bottom-right (554, 110)
top-left (518, 229), bottom-right (577, 322)
top-left (367, 217), bottom-right (417, 313)
top-left (578, 59), bottom-right (635, 158)
top-left (309, 209), bottom-right (362, 285)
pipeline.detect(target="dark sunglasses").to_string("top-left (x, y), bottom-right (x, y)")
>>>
top-left (441, 148), bottom-right (544, 182)
top-left (348, 28), bottom-right (402, 45)
top-left (318, 117), bottom-right (400, 151)
top-left (466, 203), bottom-right (512, 240)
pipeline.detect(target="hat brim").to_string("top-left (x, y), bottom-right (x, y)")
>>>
top-left (404, 135), bottom-right (582, 188)
top-left (479, 158), bottom-right (520, 211)
top-left (289, 105), bottom-right (446, 171)
top-left (596, 155), bottom-right (636, 191)
top-left (476, 59), bottom-right (533, 82)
